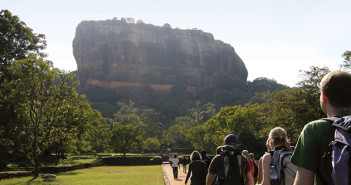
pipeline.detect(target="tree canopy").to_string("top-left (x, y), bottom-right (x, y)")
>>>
top-left (0, 10), bottom-right (46, 78)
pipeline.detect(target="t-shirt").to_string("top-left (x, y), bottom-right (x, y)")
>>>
top-left (291, 119), bottom-right (335, 185)
top-left (208, 154), bottom-right (251, 177)
top-left (185, 160), bottom-right (207, 185)
top-left (170, 157), bottom-right (180, 168)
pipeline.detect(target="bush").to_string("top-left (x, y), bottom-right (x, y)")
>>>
top-left (148, 157), bottom-right (162, 165)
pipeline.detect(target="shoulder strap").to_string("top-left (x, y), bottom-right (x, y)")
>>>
top-left (320, 116), bottom-right (339, 123)
top-left (322, 116), bottom-right (351, 132)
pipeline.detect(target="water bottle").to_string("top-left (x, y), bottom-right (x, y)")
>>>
top-left (270, 166), bottom-right (279, 185)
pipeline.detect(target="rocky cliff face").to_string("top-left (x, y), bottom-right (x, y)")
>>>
top-left (73, 19), bottom-right (248, 95)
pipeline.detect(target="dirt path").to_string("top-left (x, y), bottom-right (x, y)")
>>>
top-left (162, 163), bottom-right (188, 185)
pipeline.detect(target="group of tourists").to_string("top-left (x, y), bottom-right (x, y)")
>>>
top-left (168, 70), bottom-right (351, 185)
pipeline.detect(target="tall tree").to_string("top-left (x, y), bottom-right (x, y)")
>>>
top-left (110, 123), bottom-right (144, 157)
top-left (111, 101), bottom-right (140, 123)
top-left (140, 109), bottom-right (165, 139)
top-left (0, 56), bottom-right (87, 176)
top-left (0, 10), bottom-right (46, 78)
top-left (188, 101), bottom-right (217, 126)
top-left (341, 50), bottom-right (351, 72)
top-left (0, 10), bottom-right (46, 169)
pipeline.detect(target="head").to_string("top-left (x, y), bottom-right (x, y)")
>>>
top-left (269, 127), bottom-right (288, 149)
top-left (224, 134), bottom-right (237, 145)
top-left (320, 71), bottom-right (351, 114)
top-left (201, 150), bottom-right (207, 157)
top-left (242, 150), bottom-right (249, 158)
top-left (190, 150), bottom-right (202, 162)
top-left (174, 154), bottom-right (177, 158)
top-left (249, 153), bottom-right (255, 160)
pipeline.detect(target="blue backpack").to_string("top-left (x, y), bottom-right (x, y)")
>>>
top-left (322, 115), bottom-right (351, 185)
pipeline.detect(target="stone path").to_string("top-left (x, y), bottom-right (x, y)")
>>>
top-left (162, 163), bottom-right (188, 185)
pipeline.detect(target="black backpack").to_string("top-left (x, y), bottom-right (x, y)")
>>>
top-left (213, 145), bottom-right (245, 185)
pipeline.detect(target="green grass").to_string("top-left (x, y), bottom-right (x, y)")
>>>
top-left (0, 166), bottom-right (164, 185)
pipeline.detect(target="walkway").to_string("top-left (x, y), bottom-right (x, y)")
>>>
top-left (162, 163), bottom-right (188, 185)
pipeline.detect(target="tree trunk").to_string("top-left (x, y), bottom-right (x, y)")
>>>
top-left (33, 125), bottom-right (39, 177)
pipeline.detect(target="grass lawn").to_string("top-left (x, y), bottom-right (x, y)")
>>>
top-left (0, 165), bottom-right (164, 185)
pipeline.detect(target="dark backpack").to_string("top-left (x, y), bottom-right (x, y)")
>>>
top-left (253, 161), bottom-right (258, 178)
top-left (271, 147), bottom-right (297, 185)
top-left (322, 115), bottom-right (351, 185)
top-left (213, 145), bottom-right (245, 185)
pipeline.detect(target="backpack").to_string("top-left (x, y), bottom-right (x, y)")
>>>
top-left (213, 145), bottom-right (245, 185)
top-left (271, 147), bottom-right (297, 185)
top-left (253, 161), bottom-right (258, 178)
top-left (322, 115), bottom-right (351, 185)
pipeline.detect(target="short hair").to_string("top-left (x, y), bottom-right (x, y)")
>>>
top-left (190, 150), bottom-right (202, 162)
top-left (224, 134), bottom-right (237, 145)
top-left (320, 71), bottom-right (351, 108)
top-left (269, 127), bottom-right (287, 148)
top-left (242, 150), bottom-right (249, 157)
top-left (249, 153), bottom-right (255, 159)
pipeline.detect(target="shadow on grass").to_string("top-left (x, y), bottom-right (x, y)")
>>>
top-left (59, 171), bottom-right (80, 176)
top-left (26, 176), bottom-right (38, 183)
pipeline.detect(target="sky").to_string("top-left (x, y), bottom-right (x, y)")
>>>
top-left (2, 0), bottom-right (351, 87)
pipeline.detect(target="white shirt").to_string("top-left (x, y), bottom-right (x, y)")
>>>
top-left (170, 157), bottom-right (180, 168)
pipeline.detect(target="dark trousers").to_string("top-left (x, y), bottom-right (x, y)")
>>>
top-left (172, 167), bottom-right (178, 179)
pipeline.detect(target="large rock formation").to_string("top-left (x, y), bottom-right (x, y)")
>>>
top-left (73, 19), bottom-right (248, 96)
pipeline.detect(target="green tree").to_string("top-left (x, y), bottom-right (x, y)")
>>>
top-left (186, 124), bottom-right (218, 152)
top-left (140, 109), bottom-right (165, 139)
top-left (174, 116), bottom-right (195, 129)
top-left (0, 10), bottom-right (46, 78)
top-left (110, 123), bottom-right (144, 157)
top-left (111, 101), bottom-right (139, 123)
top-left (188, 101), bottom-right (217, 126)
top-left (164, 124), bottom-right (192, 151)
top-left (0, 55), bottom-right (86, 175)
top-left (0, 10), bottom-right (46, 169)
top-left (341, 50), bottom-right (351, 72)
top-left (144, 137), bottom-right (161, 152)
top-left (83, 109), bottom-right (110, 153)
top-left (119, 114), bottom-right (144, 127)
top-left (261, 66), bottom-right (330, 143)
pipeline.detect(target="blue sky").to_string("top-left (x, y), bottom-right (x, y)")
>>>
top-left (3, 0), bottom-right (351, 87)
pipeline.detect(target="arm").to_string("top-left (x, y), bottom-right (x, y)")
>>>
top-left (257, 157), bottom-right (263, 184)
top-left (185, 163), bottom-right (191, 184)
top-left (261, 153), bottom-right (272, 185)
top-left (206, 173), bottom-right (215, 185)
top-left (293, 167), bottom-right (314, 185)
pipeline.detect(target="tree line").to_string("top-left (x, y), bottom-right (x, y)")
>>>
top-left (1, 9), bottom-right (351, 177)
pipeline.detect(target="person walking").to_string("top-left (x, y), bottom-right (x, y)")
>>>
top-left (201, 150), bottom-right (211, 171)
top-left (206, 134), bottom-right (254, 185)
top-left (249, 153), bottom-right (258, 184)
top-left (260, 127), bottom-right (290, 185)
top-left (242, 150), bottom-right (255, 181)
top-left (182, 156), bottom-right (188, 173)
top-left (291, 71), bottom-right (351, 185)
top-left (170, 154), bottom-right (180, 180)
top-left (185, 150), bottom-right (207, 185)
